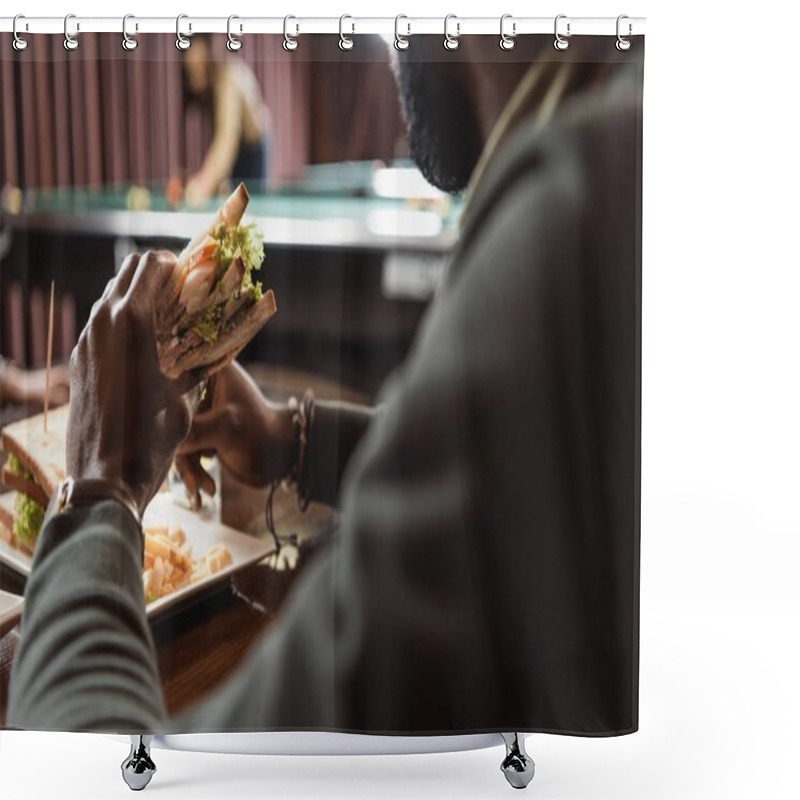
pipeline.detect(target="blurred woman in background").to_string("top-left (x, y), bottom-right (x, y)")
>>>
top-left (183, 34), bottom-right (273, 204)
top-left (0, 355), bottom-right (69, 412)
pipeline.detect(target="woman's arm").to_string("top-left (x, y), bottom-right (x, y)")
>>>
top-left (186, 67), bottom-right (243, 204)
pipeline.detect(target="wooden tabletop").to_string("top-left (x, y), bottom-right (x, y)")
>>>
top-left (0, 475), bottom-right (337, 725)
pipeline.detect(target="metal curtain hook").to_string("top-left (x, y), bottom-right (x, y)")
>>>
top-left (283, 15), bottom-right (298, 51)
top-left (12, 14), bottom-right (28, 51)
top-left (339, 14), bottom-right (354, 50)
top-left (616, 14), bottom-right (632, 51)
top-left (444, 14), bottom-right (460, 51)
top-left (64, 13), bottom-right (79, 51)
top-left (394, 15), bottom-right (410, 51)
top-left (500, 14), bottom-right (516, 50)
top-left (227, 15), bottom-right (242, 51)
top-left (554, 14), bottom-right (570, 51)
top-left (176, 14), bottom-right (191, 51)
top-left (122, 14), bottom-right (138, 51)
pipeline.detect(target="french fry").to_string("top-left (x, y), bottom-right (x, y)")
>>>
top-left (142, 524), bottom-right (232, 604)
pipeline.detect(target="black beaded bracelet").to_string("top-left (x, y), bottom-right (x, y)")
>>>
top-left (286, 389), bottom-right (315, 511)
top-left (297, 390), bottom-right (315, 511)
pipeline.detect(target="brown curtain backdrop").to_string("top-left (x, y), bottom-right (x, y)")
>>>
top-left (0, 33), bottom-right (406, 192)
top-left (306, 36), bottom-right (409, 165)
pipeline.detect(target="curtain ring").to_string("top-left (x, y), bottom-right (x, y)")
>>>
top-left (283, 15), bottom-right (298, 51)
top-left (63, 13), bottom-right (79, 51)
top-left (394, 15), bottom-right (410, 51)
top-left (339, 14), bottom-right (354, 50)
top-left (553, 14), bottom-right (570, 51)
top-left (227, 15), bottom-right (242, 52)
top-left (616, 15), bottom-right (632, 51)
top-left (499, 14), bottom-right (516, 50)
top-left (12, 15), bottom-right (28, 52)
top-left (176, 14), bottom-right (191, 50)
top-left (122, 14), bottom-right (138, 51)
top-left (443, 14), bottom-right (460, 51)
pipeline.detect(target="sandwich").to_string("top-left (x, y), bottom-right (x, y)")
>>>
top-left (0, 405), bottom-right (68, 552)
top-left (0, 405), bottom-right (233, 607)
top-left (157, 182), bottom-right (277, 378)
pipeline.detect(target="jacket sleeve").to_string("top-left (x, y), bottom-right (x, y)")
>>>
top-left (7, 500), bottom-right (167, 732)
top-left (308, 400), bottom-right (375, 508)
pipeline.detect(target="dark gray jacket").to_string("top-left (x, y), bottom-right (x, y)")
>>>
top-left (7, 66), bottom-right (642, 737)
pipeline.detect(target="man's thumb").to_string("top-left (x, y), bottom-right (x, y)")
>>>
top-left (178, 408), bottom-right (229, 454)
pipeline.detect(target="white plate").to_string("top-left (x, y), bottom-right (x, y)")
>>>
top-left (0, 589), bottom-right (24, 638)
top-left (0, 492), bottom-right (274, 619)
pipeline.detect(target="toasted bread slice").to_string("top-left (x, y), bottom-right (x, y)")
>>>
top-left (0, 492), bottom-right (16, 534)
top-left (1, 405), bottom-right (69, 500)
top-left (0, 492), bottom-right (35, 556)
top-left (166, 290), bottom-right (277, 377)
top-left (1, 467), bottom-right (49, 508)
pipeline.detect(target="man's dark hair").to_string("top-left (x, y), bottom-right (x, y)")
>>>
top-left (393, 56), bottom-right (484, 195)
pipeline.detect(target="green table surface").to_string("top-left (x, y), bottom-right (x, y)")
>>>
top-left (3, 162), bottom-right (463, 252)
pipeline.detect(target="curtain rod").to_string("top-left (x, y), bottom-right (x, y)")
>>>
top-left (0, 16), bottom-right (646, 37)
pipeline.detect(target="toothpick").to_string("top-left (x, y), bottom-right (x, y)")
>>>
top-left (44, 280), bottom-right (55, 434)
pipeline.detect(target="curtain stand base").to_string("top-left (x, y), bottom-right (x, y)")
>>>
top-left (120, 731), bottom-right (535, 790)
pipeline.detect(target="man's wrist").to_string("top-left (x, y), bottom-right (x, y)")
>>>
top-left (268, 402), bottom-right (297, 480)
top-left (54, 477), bottom-right (142, 529)
top-left (284, 390), bottom-right (316, 511)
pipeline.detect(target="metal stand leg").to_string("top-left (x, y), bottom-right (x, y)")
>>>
top-left (500, 733), bottom-right (535, 789)
top-left (121, 735), bottom-right (157, 791)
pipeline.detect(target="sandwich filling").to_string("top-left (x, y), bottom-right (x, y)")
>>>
top-left (13, 492), bottom-right (44, 545)
top-left (6, 453), bottom-right (32, 482)
top-left (190, 222), bottom-right (264, 345)
top-left (7, 454), bottom-right (45, 544)
top-left (156, 183), bottom-right (277, 379)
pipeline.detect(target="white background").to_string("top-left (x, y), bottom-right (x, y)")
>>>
top-left (2, 1), bottom-right (799, 798)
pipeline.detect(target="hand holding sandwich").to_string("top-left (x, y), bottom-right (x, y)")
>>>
top-left (175, 362), bottom-right (295, 507)
top-left (67, 251), bottom-right (205, 520)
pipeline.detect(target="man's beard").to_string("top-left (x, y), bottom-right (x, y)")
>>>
top-left (393, 55), bottom-right (484, 195)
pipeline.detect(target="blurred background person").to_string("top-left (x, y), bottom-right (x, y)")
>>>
top-left (0, 355), bottom-right (69, 412)
top-left (183, 34), bottom-right (273, 204)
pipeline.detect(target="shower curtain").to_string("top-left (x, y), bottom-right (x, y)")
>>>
top-left (0, 29), bottom-right (643, 739)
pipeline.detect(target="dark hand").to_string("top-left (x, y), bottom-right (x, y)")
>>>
top-left (67, 251), bottom-right (204, 518)
top-left (175, 361), bottom-right (295, 508)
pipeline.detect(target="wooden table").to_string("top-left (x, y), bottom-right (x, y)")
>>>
top-left (0, 476), bottom-right (337, 724)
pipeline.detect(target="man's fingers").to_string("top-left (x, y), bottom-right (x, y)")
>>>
top-left (110, 253), bottom-right (142, 299)
top-left (171, 367), bottom-right (208, 401)
top-left (175, 454), bottom-right (201, 510)
top-left (89, 266), bottom-right (127, 322)
top-left (177, 407), bottom-right (230, 454)
top-left (175, 454), bottom-right (216, 510)
top-left (167, 369), bottom-right (209, 424)
top-left (126, 250), bottom-right (178, 302)
top-left (199, 373), bottom-right (217, 412)
top-left (196, 464), bottom-right (216, 497)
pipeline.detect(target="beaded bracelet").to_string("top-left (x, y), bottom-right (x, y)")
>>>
top-left (265, 389), bottom-right (316, 555)
top-left (285, 389), bottom-right (315, 511)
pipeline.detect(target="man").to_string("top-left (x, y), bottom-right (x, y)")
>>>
top-left (7, 35), bottom-right (642, 738)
